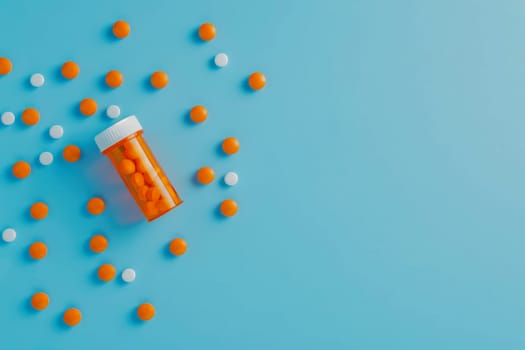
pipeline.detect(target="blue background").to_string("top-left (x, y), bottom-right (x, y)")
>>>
top-left (1, 0), bottom-right (525, 349)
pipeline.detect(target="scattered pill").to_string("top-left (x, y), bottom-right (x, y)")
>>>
top-left (87, 197), bottom-right (105, 215)
top-left (196, 166), bottom-right (215, 185)
top-left (79, 98), bottom-right (97, 116)
top-left (30, 202), bottom-right (49, 220)
top-left (169, 237), bottom-right (187, 256)
top-left (121, 268), bottom-right (136, 283)
top-left (198, 23), bottom-right (216, 41)
top-left (63, 145), bottom-right (81, 162)
top-left (190, 105), bottom-right (208, 123)
top-left (248, 72), bottom-right (266, 90)
top-left (220, 199), bottom-right (238, 217)
top-left (97, 263), bottom-right (116, 282)
top-left (2, 228), bottom-right (16, 243)
top-left (150, 71), bottom-right (169, 89)
top-left (0, 57), bottom-right (12, 75)
top-left (31, 292), bottom-right (50, 311)
top-left (1, 111), bottom-right (15, 126)
top-left (61, 61), bottom-right (80, 79)
top-left (224, 172), bottom-right (239, 186)
top-left (106, 105), bottom-right (121, 119)
top-left (21, 107), bottom-right (40, 126)
top-left (63, 308), bottom-right (82, 327)
top-left (137, 303), bottom-right (155, 321)
top-left (30, 73), bottom-right (45, 87)
top-left (105, 70), bottom-right (123, 88)
top-left (29, 242), bottom-right (47, 259)
top-left (214, 53), bottom-right (228, 67)
top-left (222, 137), bottom-right (240, 155)
top-left (49, 125), bottom-right (64, 139)
top-left (113, 20), bottom-right (130, 39)
top-left (39, 152), bottom-right (54, 166)
top-left (89, 234), bottom-right (108, 253)
top-left (12, 161), bottom-right (31, 179)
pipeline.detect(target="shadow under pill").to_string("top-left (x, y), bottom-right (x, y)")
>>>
top-left (103, 26), bottom-right (119, 43)
top-left (90, 268), bottom-right (105, 286)
top-left (128, 308), bottom-right (143, 326)
top-left (20, 297), bottom-right (38, 316)
top-left (53, 313), bottom-right (70, 331)
top-left (98, 75), bottom-right (112, 92)
top-left (213, 204), bottom-right (227, 221)
top-left (208, 57), bottom-right (220, 71)
top-left (142, 76), bottom-right (156, 93)
top-left (215, 142), bottom-right (228, 159)
top-left (188, 28), bottom-right (203, 44)
top-left (71, 103), bottom-right (84, 120)
top-left (240, 78), bottom-right (254, 94)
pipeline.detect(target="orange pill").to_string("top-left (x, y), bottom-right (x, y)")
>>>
top-left (0, 57), bottom-right (12, 75)
top-left (97, 263), bottom-right (116, 282)
top-left (144, 171), bottom-right (156, 185)
top-left (87, 197), bottom-right (105, 215)
top-left (21, 107), bottom-right (40, 126)
top-left (169, 237), bottom-right (187, 256)
top-left (105, 70), bottom-right (123, 88)
top-left (137, 303), bottom-right (155, 321)
top-left (124, 145), bottom-right (140, 159)
top-left (29, 242), bottom-right (47, 259)
top-left (137, 185), bottom-right (149, 201)
top-left (156, 198), bottom-right (171, 212)
top-left (63, 308), bottom-right (82, 327)
top-left (61, 61), bottom-right (79, 79)
top-left (220, 199), bottom-right (238, 217)
top-left (198, 23), bottom-right (216, 41)
top-left (248, 72), bottom-right (266, 90)
top-left (146, 187), bottom-right (161, 201)
top-left (144, 201), bottom-right (158, 216)
top-left (196, 166), bottom-right (215, 185)
top-left (12, 161), bottom-right (31, 179)
top-left (89, 234), bottom-right (108, 253)
top-left (113, 20), bottom-right (130, 39)
top-left (190, 105), bottom-right (208, 123)
top-left (30, 202), bottom-right (49, 220)
top-left (31, 292), bottom-right (50, 311)
top-left (131, 172), bottom-right (145, 187)
top-left (135, 159), bottom-right (147, 173)
top-left (150, 71), bottom-right (168, 89)
top-left (120, 158), bottom-right (136, 174)
top-left (222, 137), bottom-right (240, 155)
top-left (79, 98), bottom-right (97, 116)
top-left (63, 145), bottom-right (81, 162)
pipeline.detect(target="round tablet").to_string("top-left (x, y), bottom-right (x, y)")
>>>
top-left (1, 112), bottom-right (15, 126)
top-left (248, 72), bottom-right (266, 90)
top-left (30, 73), bottom-right (45, 87)
top-left (2, 228), bottom-right (16, 243)
top-left (224, 172), bottom-right (239, 186)
top-left (106, 105), bottom-right (121, 119)
top-left (214, 53), bottom-right (228, 67)
top-left (49, 125), bottom-right (64, 139)
top-left (63, 308), bottom-right (82, 327)
top-left (198, 23), bottom-right (216, 41)
top-left (169, 238), bottom-right (187, 256)
top-left (121, 268), bottom-right (136, 283)
top-left (220, 199), bottom-right (238, 217)
top-left (0, 57), bottom-right (12, 75)
top-left (137, 303), bottom-right (155, 321)
top-left (39, 152), bottom-right (53, 166)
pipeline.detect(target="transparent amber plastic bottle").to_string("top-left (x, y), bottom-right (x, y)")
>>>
top-left (94, 116), bottom-right (182, 221)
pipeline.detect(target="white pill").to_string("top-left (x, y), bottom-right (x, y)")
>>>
top-left (1, 112), bottom-right (15, 126)
top-left (49, 125), bottom-right (64, 139)
top-left (30, 73), bottom-right (45, 87)
top-left (224, 171), bottom-right (239, 186)
top-left (214, 53), bottom-right (229, 67)
top-left (121, 268), bottom-right (136, 283)
top-left (39, 152), bottom-right (54, 166)
top-left (106, 105), bottom-right (121, 119)
top-left (2, 228), bottom-right (16, 243)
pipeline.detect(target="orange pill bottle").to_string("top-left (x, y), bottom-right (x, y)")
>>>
top-left (95, 116), bottom-right (182, 221)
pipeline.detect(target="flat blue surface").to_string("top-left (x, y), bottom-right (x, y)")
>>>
top-left (2, 0), bottom-right (525, 348)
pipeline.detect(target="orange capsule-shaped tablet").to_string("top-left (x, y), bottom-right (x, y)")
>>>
top-left (105, 70), bottom-right (123, 88)
top-left (220, 199), bottom-right (238, 217)
top-left (135, 159), bottom-right (147, 173)
top-left (79, 98), bottom-right (97, 116)
top-left (63, 308), bottom-right (82, 326)
top-left (190, 105), bottom-right (208, 123)
top-left (113, 20), bottom-right (130, 39)
top-left (137, 185), bottom-right (149, 201)
top-left (31, 292), bottom-right (50, 311)
top-left (248, 72), bottom-right (266, 90)
top-left (120, 159), bottom-right (136, 174)
top-left (12, 161), bottom-right (31, 179)
top-left (30, 202), bottom-right (49, 220)
top-left (63, 145), bottom-right (81, 162)
top-left (196, 166), bottom-right (215, 185)
top-left (198, 23), bottom-right (216, 41)
top-left (169, 238), bottom-right (187, 256)
top-left (61, 61), bottom-right (80, 79)
top-left (0, 57), bottom-right (12, 75)
top-left (21, 107), bottom-right (40, 126)
top-left (131, 172), bottom-right (145, 187)
top-left (146, 187), bottom-right (161, 201)
top-left (29, 242), bottom-right (47, 259)
top-left (89, 234), bottom-right (108, 253)
top-left (150, 71), bottom-right (168, 89)
top-left (137, 303), bottom-right (155, 321)
top-left (222, 137), bottom-right (240, 155)
top-left (87, 197), bottom-right (105, 215)
top-left (97, 263), bottom-right (116, 282)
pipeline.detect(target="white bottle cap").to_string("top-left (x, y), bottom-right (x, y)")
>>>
top-left (94, 115), bottom-right (143, 152)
